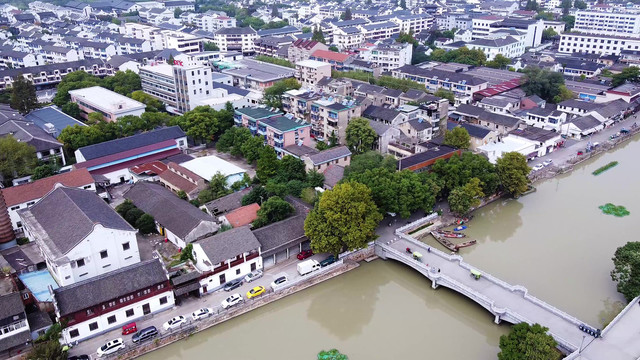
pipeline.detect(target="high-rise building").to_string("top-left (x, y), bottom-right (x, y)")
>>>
top-left (574, 10), bottom-right (640, 36)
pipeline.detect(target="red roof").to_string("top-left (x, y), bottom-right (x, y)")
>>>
top-left (474, 78), bottom-right (521, 98)
top-left (75, 139), bottom-right (178, 170)
top-left (225, 203), bottom-right (260, 228)
top-left (130, 161), bottom-right (167, 176)
top-left (293, 39), bottom-right (319, 50)
top-left (311, 49), bottom-right (351, 63)
top-left (1, 169), bottom-right (94, 207)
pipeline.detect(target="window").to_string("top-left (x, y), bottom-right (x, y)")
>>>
top-left (83, 185), bottom-right (92, 189)
top-left (69, 329), bottom-right (79, 338)
top-left (107, 315), bottom-right (116, 324)
top-left (122, 242), bottom-right (130, 251)
top-left (22, 293), bottom-right (29, 300)
top-left (89, 322), bottom-right (98, 331)
top-left (236, 269), bottom-right (241, 275)
top-left (100, 250), bottom-right (108, 259)
top-left (86, 309), bottom-right (94, 316)
top-left (160, 296), bottom-right (168, 305)
top-left (126, 309), bottom-right (134, 317)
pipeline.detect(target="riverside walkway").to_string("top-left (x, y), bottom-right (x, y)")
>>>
top-left (376, 217), bottom-right (640, 358)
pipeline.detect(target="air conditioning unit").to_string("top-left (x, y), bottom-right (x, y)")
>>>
top-left (44, 123), bottom-right (56, 134)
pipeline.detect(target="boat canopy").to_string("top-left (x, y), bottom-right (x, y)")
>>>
top-left (470, 269), bottom-right (482, 277)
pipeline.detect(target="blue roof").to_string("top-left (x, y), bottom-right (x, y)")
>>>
top-left (24, 106), bottom-right (86, 138)
top-left (257, 26), bottom-right (300, 37)
top-left (214, 82), bottom-right (250, 96)
top-left (77, 126), bottom-right (186, 160)
top-left (18, 270), bottom-right (59, 302)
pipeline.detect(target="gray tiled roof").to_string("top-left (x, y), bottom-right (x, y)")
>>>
top-left (27, 311), bottom-right (53, 331)
top-left (196, 226), bottom-right (261, 265)
top-left (363, 105), bottom-right (402, 122)
top-left (204, 186), bottom-right (253, 215)
top-left (394, 65), bottom-right (486, 86)
top-left (24, 187), bottom-right (134, 258)
top-left (53, 259), bottom-right (167, 317)
top-left (0, 120), bottom-right (61, 152)
top-left (77, 126), bottom-right (185, 161)
top-left (323, 164), bottom-right (344, 188)
top-left (478, 111), bottom-right (520, 127)
top-left (307, 146), bottom-right (351, 165)
top-left (216, 27), bottom-right (257, 35)
top-left (124, 182), bottom-right (217, 240)
top-left (0, 293), bottom-right (25, 320)
top-left (570, 115), bottom-right (601, 130)
top-left (0, 329), bottom-right (31, 353)
top-left (253, 214), bottom-right (306, 257)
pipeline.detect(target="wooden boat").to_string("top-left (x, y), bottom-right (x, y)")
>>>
top-left (454, 225), bottom-right (467, 231)
top-left (438, 231), bottom-right (466, 238)
top-left (455, 216), bottom-right (473, 225)
top-left (455, 240), bottom-right (477, 250)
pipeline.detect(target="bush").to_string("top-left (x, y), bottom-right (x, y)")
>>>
top-left (17, 237), bottom-right (29, 245)
top-left (135, 214), bottom-right (157, 234)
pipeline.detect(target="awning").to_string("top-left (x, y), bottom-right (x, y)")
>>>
top-left (173, 282), bottom-right (201, 296)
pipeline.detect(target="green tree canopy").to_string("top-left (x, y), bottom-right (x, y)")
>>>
top-left (525, 0), bottom-right (539, 11)
top-left (341, 7), bottom-right (352, 20)
top-left (328, 45), bottom-right (339, 52)
top-left (312, 28), bottom-right (326, 43)
top-left (252, 196), bottom-right (294, 228)
top-left (255, 55), bottom-right (295, 68)
top-left (242, 185), bottom-right (270, 206)
top-left (431, 152), bottom-right (499, 195)
top-left (276, 155), bottom-right (307, 182)
top-left (27, 339), bottom-right (66, 360)
top-left (443, 127), bottom-right (471, 149)
top-left (102, 70), bottom-right (141, 96)
top-left (346, 117), bottom-right (377, 155)
top-left (240, 135), bottom-right (265, 163)
top-left (135, 214), bottom-right (157, 234)
top-left (575, 0), bottom-right (587, 9)
top-left (496, 152), bottom-right (530, 197)
top-left (263, 78), bottom-right (301, 109)
top-left (307, 170), bottom-right (325, 188)
top-left (31, 163), bottom-right (58, 181)
top-left (305, 182), bottom-right (382, 255)
top-left (611, 241), bottom-right (640, 301)
top-left (10, 75), bottom-right (38, 114)
top-left (486, 54), bottom-right (511, 69)
top-left (542, 28), bottom-right (558, 41)
top-left (521, 67), bottom-right (571, 103)
top-left (130, 90), bottom-right (165, 112)
top-left (612, 67), bottom-right (640, 87)
top-left (318, 349), bottom-right (348, 360)
top-left (448, 177), bottom-right (484, 215)
top-left (53, 71), bottom-right (102, 107)
top-left (61, 102), bottom-right (81, 119)
top-left (344, 151), bottom-right (397, 177)
top-left (434, 88), bottom-right (455, 103)
top-left (256, 146), bottom-right (280, 182)
top-left (498, 323), bottom-right (561, 360)
top-left (0, 135), bottom-right (37, 184)
top-left (429, 47), bottom-right (486, 66)
top-left (204, 42), bottom-right (219, 51)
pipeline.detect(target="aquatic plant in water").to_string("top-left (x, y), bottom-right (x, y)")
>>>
top-left (599, 203), bottom-right (630, 217)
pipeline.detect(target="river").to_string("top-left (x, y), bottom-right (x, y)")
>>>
top-left (143, 136), bottom-right (639, 360)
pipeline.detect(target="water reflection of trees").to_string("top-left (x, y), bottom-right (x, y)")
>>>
top-left (477, 199), bottom-right (524, 243)
top-left (598, 297), bottom-right (626, 328)
top-left (307, 263), bottom-right (388, 340)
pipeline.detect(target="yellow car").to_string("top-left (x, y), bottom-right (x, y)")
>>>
top-left (246, 286), bottom-right (266, 299)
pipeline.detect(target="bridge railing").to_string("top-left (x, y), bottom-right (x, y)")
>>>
top-left (394, 230), bottom-right (596, 330)
top-left (395, 213), bottom-right (439, 234)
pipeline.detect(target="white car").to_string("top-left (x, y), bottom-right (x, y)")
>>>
top-left (221, 293), bottom-right (243, 309)
top-left (96, 338), bottom-right (125, 357)
top-left (163, 315), bottom-right (187, 331)
top-left (244, 270), bottom-right (263, 283)
top-left (532, 164), bottom-right (544, 171)
top-left (191, 307), bottom-right (213, 321)
top-left (270, 274), bottom-right (289, 291)
top-left (542, 159), bottom-right (553, 167)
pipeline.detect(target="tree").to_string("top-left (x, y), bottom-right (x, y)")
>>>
top-left (124, 208), bottom-right (144, 226)
top-left (312, 28), bottom-right (326, 44)
top-left (307, 170), bottom-right (325, 188)
top-left (575, 0), bottom-right (587, 10)
top-left (256, 146), bottom-right (279, 182)
top-left (561, 0), bottom-right (572, 15)
top-left (302, 27), bottom-right (311, 33)
top-left (521, 67), bottom-right (568, 103)
top-left (535, 12), bottom-right (554, 21)
top-left (525, 0), bottom-right (539, 11)
top-left (344, 151), bottom-right (397, 177)
top-left (116, 200), bottom-right (136, 218)
top-left (397, 31), bottom-right (419, 47)
top-left (252, 196), bottom-right (294, 228)
top-left (328, 45), bottom-right (339, 52)
top-left (486, 54), bottom-right (511, 69)
top-left (553, 85), bottom-right (574, 103)
top-left (498, 323), bottom-right (561, 360)
top-left (130, 90), bottom-right (165, 112)
top-left (102, 70), bottom-right (141, 96)
top-left (241, 135), bottom-right (265, 163)
top-left (318, 349), bottom-right (348, 360)
top-left (180, 243), bottom-right (194, 262)
top-left (443, 127), bottom-right (471, 149)
top-left (263, 78), bottom-right (301, 109)
top-left (562, 15), bottom-right (575, 31)
top-left (341, 7), bottom-right (352, 20)
top-left (305, 182), bottom-right (383, 255)
top-left (135, 214), bottom-right (156, 234)
top-left (431, 152), bottom-right (499, 196)
top-left (255, 55), bottom-right (295, 68)
top-left (429, 47), bottom-right (486, 66)
top-left (448, 178), bottom-right (484, 215)
top-left (400, 0), bottom-right (406, 9)
top-left (204, 42), bottom-right (220, 51)
top-left (0, 136), bottom-right (37, 184)
top-left (53, 71), bottom-right (102, 107)
top-left (242, 186), bottom-right (270, 206)
top-left (177, 190), bottom-right (188, 200)
top-left (434, 88), bottom-right (455, 103)
top-left (88, 112), bottom-right (104, 123)
top-left (61, 102), bottom-right (80, 119)
top-left (345, 117), bottom-right (377, 155)
top-left (277, 155), bottom-right (307, 182)
top-left (174, 8), bottom-right (183, 18)
top-left (611, 242), bottom-right (640, 302)
top-left (10, 75), bottom-right (38, 114)
top-left (542, 28), bottom-right (558, 42)
top-left (496, 152), bottom-right (530, 197)
top-left (612, 66), bottom-right (640, 87)
top-left (210, 172), bottom-right (232, 199)
top-left (31, 163), bottom-right (57, 180)
top-left (27, 339), bottom-right (66, 360)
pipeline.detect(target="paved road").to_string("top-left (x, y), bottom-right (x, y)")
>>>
top-left (380, 236), bottom-right (589, 352)
top-left (68, 252), bottom-right (330, 358)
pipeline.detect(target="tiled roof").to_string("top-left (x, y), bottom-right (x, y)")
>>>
top-left (215, 27), bottom-right (257, 35)
top-left (261, 115), bottom-right (308, 132)
top-left (311, 49), bottom-right (351, 63)
top-left (1, 169), bottom-right (94, 207)
top-left (224, 203), bottom-right (260, 228)
top-left (363, 105), bottom-right (402, 122)
top-left (0, 292), bottom-right (24, 320)
top-left (0, 120), bottom-right (61, 152)
top-left (398, 144), bottom-right (459, 170)
top-left (77, 126), bottom-right (185, 161)
top-left (235, 107), bottom-right (281, 120)
top-left (204, 187), bottom-right (253, 215)
top-left (196, 226), bottom-right (261, 265)
top-left (24, 187), bottom-right (134, 258)
top-left (307, 146), bottom-right (351, 165)
top-left (53, 259), bottom-right (167, 317)
top-left (322, 164), bottom-right (344, 188)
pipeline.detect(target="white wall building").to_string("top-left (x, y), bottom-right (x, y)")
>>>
top-left (466, 35), bottom-right (526, 60)
top-left (368, 42), bottom-right (413, 72)
top-left (69, 86), bottom-right (146, 122)
top-left (559, 32), bottom-right (640, 55)
top-left (296, 59), bottom-right (331, 88)
top-left (20, 187), bottom-right (140, 287)
top-left (574, 10), bottom-right (640, 36)
top-left (213, 27), bottom-right (259, 55)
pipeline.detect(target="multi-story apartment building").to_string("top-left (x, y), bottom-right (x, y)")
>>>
top-left (287, 39), bottom-right (329, 63)
top-left (192, 14), bottom-right (236, 32)
top-left (359, 21), bottom-right (400, 41)
top-left (296, 60), bottom-right (331, 88)
top-left (39, 46), bottom-right (81, 64)
top-left (333, 27), bottom-right (365, 50)
top-left (392, 65), bottom-right (488, 103)
top-left (437, 14), bottom-right (473, 31)
top-left (466, 35), bottom-right (525, 60)
top-left (282, 89), bottom-right (322, 123)
top-left (140, 59), bottom-right (214, 113)
top-left (213, 27), bottom-right (259, 55)
top-left (20, 187), bottom-right (141, 287)
top-left (253, 36), bottom-right (294, 57)
top-left (368, 42), bottom-right (412, 72)
top-left (0, 59), bottom-right (113, 90)
top-left (489, 18), bottom-right (544, 48)
top-left (472, 15), bottom-right (503, 39)
top-left (389, 13), bottom-right (434, 34)
top-left (574, 10), bottom-right (640, 36)
top-left (163, 31), bottom-right (203, 54)
top-left (558, 32), bottom-right (640, 55)
top-left (311, 97), bottom-right (362, 142)
top-left (69, 86), bottom-right (146, 121)
top-left (0, 49), bottom-right (38, 69)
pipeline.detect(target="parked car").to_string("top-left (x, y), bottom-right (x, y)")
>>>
top-left (122, 322), bottom-right (137, 335)
top-left (244, 270), bottom-right (263, 283)
top-left (297, 249), bottom-right (313, 260)
top-left (191, 308), bottom-right (213, 321)
top-left (163, 315), bottom-right (187, 331)
top-left (577, 151), bottom-right (584, 155)
top-left (320, 255), bottom-right (336, 267)
top-left (224, 278), bottom-right (243, 291)
top-left (96, 338), bottom-right (125, 357)
top-left (532, 164), bottom-right (544, 171)
top-left (132, 326), bottom-right (158, 344)
top-left (246, 286), bottom-right (266, 299)
top-left (270, 274), bottom-right (289, 291)
top-left (68, 355), bottom-right (90, 360)
top-left (221, 293), bottom-right (243, 309)
top-left (542, 159), bottom-right (553, 167)
top-left (297, 259), bottom-right (321, 276)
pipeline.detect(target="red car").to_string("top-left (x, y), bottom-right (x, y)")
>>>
top-left (297, 249), bottom-right (313, 260)
top-left (577, 151), bottom-right (584, 155)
